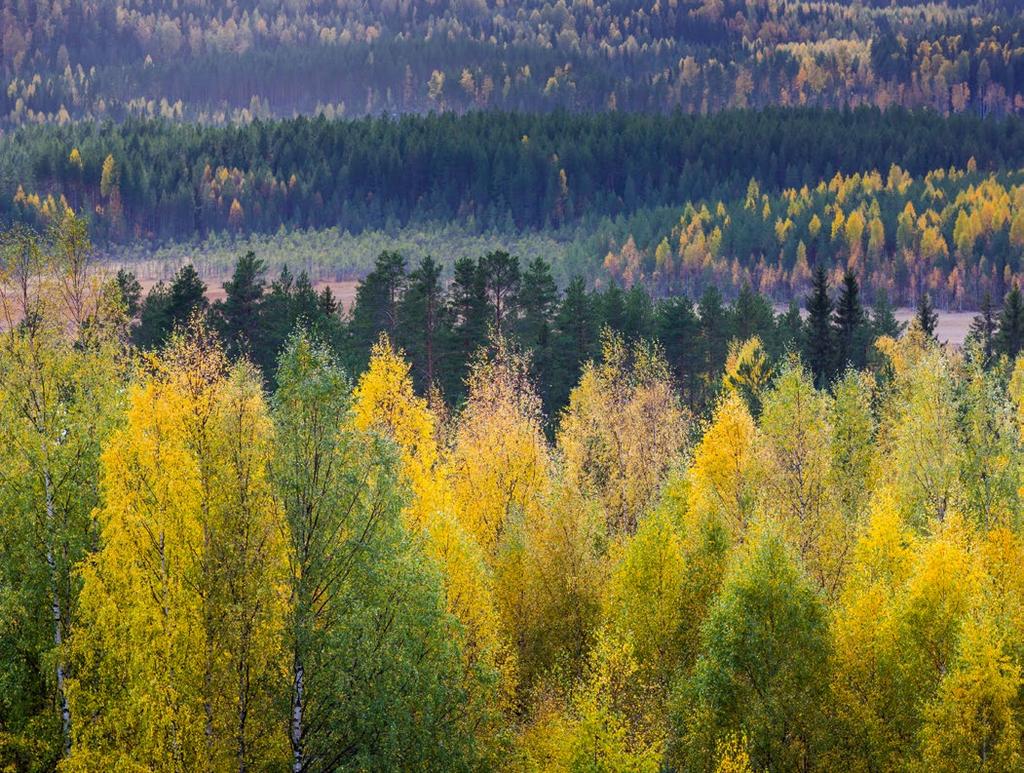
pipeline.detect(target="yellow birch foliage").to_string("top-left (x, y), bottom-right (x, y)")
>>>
top-left (757, 364), bottom-right (850, 596)
top-left (828, 488), bottom-right (917, 771)
top-left (352, 335), bottom-right (444, 527)
top-left (688, 392), bottom-right (757, 538)
top-left (558, 332), bottom-right (690, 534)
top-left (880, 337), bottom-right (964, 528)
top-left (447, 336), bottom-right (549, 557)
top-left (350, 337), bottom-right (506, 707)
top-left (919, 617), bottom-right (1023, 773)
top-left (65, 332), bottom-right (289, 771)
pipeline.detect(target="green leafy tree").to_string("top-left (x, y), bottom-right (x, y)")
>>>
top-left (672, 529), bottom-right (830, 772)
top-left (272, 333), bottom-right (480, 771)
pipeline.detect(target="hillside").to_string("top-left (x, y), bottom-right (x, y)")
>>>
top-left (4, 0), bottom-right (1024, 125)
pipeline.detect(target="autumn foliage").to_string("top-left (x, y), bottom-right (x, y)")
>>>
top-left (8, 228), bottom-right (1024, 771)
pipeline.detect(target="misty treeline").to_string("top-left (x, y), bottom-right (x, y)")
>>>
top-left (6, 0), bottom-right (1024, 125)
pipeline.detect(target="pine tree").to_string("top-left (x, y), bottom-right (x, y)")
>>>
top-left (803, 266), bottom-right (834, 388)
top-left (833, 270), bottom-right (867, 371)
top-left (214, 251), bottom-right (269, 370)
top-left (347, 251), bottom-right (406, 371)
top-left (114, 269), bottom-right (142, 318)
top-left (167, 264), bottom-right (208, 326)
top-left (996, 283), bottom-right (1024, 359)
top-left (479, 250), bottom-right (521, 335)
top-left (398, 256), bottom-right (450, 392)
top-left (447, 256), bottom-right (491, 401)
top-left (134, 263), bottom-right (209, 350)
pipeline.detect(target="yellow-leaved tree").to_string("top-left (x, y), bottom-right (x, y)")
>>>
top-left (687, 391), bottom-right (758, 539)
top-left (350, 336), bottom-right (506, 743)
top-left (448, 335), bottom-right (549, 556)
top-left (558, 331), bottom-right (690, 534)
top-left (65, 328), bottom-right (290, 771)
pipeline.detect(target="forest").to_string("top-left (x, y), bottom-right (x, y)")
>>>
top-left (6, 108), bottom-right (1024, 305)
top-left (5, 0), bottom-right (1024, 125)
top-left (7, 211), bottom-right (1024, 771)
top-left (9, 1), bottom-right (1024, 770)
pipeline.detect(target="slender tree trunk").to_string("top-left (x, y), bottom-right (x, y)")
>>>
top-left (291, 650), bottom-right (306, 773)
top-left (44, 469), bottom-right (71, 756)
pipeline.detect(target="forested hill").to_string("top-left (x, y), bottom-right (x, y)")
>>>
top-left (4, 0), bottom-right (1024, 125)
top-left (6, 108), bottom-right (1024, 245)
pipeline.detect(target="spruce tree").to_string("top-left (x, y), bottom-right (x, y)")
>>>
top-left (518, 258), bottom-right (559, 407)
top-left (698, 285), bottom-right (731, 401)
top-left (833, 270), bottom-right (867, 371)
top-left (777, 300), bottom-right (803, 354)
top-left (551, 276), bottom-right (598, 413)
top-left (347, 251), bottom-right (406, 366)
top-left (915, 292), bottom-right (939, 340)
top-left (656, 295), bottom-right (701, 407)
top-left (623, 284), bottom-right (656, 342)
top-left (596, 284), bottom-right (626, 335)
top-left (732, 282), bottom-right (776, 348)
top-left (517, 257), bottom-right (558, 349)
top-left (803, 266), bottom-right (834, 388)
top-left (870, 288), bottom-right (903, 340)
top-left (967, 291), bottom-right (997, 362)
top-left (996, 283), bottom-right (1024, 359)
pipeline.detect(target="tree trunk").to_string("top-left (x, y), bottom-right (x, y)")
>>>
top-left (44, 469), bottom-right (71, 756)
top-left (291, 650), bottom-right (305, 773)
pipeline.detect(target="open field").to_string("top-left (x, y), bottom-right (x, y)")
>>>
top-left (893, 309), bottom-right (973, 347)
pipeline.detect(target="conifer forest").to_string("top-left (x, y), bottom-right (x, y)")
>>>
top-left (9, 1), bottom-right (1024, 772)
